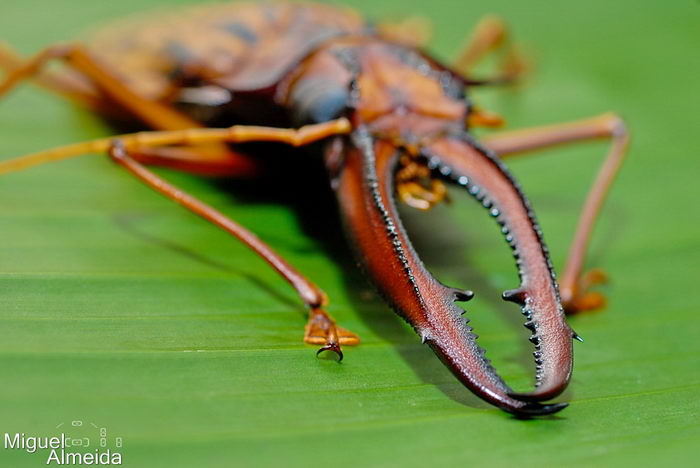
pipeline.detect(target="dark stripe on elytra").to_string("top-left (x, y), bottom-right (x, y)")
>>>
top-left (221, 22), bottom-right (259, 44)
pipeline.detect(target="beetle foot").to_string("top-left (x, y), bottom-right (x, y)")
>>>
top-left (304, 307), bottom-right (359, 361)
top-left (563, 268), bottom-right (609, 314)
top-left (316, 342), bottom-right (343, 361)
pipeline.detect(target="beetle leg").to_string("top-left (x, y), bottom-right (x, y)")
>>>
top-left (0, 118), bottom-right (352, 176)
top-left (0, 43), bottom-right (199, 130)
top-left (0, 41), bottom-right (102, 110)
top-left (0, 43), bottom-right (266, 175)
top-left (0, 42), bottom-right (259, 172)
top-left (377, 16), bottom-right (433, 48)
top-left (482, 113), bottom-right (630, 314)
top-left (305, 307), bottom-right (360, 361)
top-left (454, 15), bottom-right (527, 85)
top-left (117, 146), bottom-right (260, 177)
top-left (106, 140), bottom-right (359, 358)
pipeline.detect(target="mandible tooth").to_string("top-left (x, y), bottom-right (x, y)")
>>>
top-left (453, 289), bottom-right (475, 302)
top-left (502, 288), bottom-right (526, 305)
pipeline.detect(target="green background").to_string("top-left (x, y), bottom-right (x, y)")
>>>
top-left (1, 0), bottom-right (698, 466)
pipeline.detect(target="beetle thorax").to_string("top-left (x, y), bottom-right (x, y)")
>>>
top-left (351, 42), bottom-right (467, 141)
top-left (281, 39), bottom-right (468, 143)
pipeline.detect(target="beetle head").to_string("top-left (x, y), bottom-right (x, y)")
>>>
top-left (282, 38), bottom-right (469, 142)
top-left (283, 37), bottom-right (576, 416)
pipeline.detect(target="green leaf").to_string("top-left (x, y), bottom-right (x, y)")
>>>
top-left (0, 1), bottom-right (697, 466)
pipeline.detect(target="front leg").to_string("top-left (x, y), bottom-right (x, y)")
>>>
top-left (108, 141), bottom-right (359, 359)
top-left (482, 113), bottom-right (630, 313)
top-left (0, 118), bottom-right (357, 358)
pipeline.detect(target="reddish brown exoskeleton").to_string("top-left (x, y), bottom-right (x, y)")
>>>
top-left (0, 2), bottom-right (628, 416)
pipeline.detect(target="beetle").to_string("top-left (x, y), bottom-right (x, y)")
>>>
top-left (0, 2), bottom-right (628, 416)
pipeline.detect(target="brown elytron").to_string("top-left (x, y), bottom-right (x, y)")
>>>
top-left (0, 2), bottom-right (628, 416)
